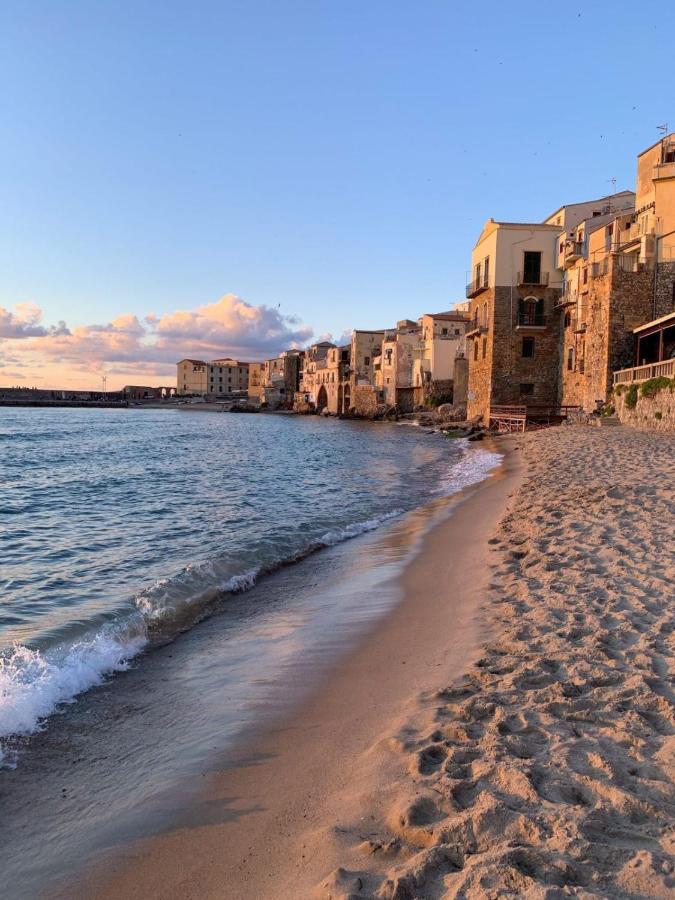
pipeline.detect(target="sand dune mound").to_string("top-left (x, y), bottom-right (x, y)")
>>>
top-left (318, 427), bottom-right (675, 899)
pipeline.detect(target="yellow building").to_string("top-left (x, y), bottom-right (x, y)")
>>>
top-left (247, 362), bottom-right (264, 402)
top-left (177, 359), bottom-right (208, 395)
top-left (207, 359), bottom-right (249, 396)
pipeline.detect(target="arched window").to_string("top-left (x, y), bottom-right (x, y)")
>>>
top-left (483, 302), bottom-right (489, 328)
top-left (518, 296), bottom-right (544, 327)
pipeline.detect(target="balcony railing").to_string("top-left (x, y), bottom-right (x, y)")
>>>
top-left (466, 279), bottom-right (489, 298)
top-left (591, 258), bottom-right (609, 278)
top-left (563, 242), bottom-right (584, 266)
top-left (517, 312), bottom-right (547, 327)
top-left (516, 271), bottom-right (549, 287)
top-left (613, 358), bottom-right (675, 385)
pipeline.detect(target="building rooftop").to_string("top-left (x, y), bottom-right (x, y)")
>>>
top-left (178, 358), bottom-right (207, 365)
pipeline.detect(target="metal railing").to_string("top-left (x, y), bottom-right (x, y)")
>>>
top-left (466, 279), bottom-right (489, 298)
top-left (613, 358), bottom-right (675, 385)
top-left (517, 312), bottom-right (547, 327)
top-left (516, 271), bottom-right (549, 286)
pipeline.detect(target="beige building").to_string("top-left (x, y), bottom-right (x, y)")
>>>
top-left (177, 358), bottom-right (208, 395)
top-left (261, 350), bottom-right (303, 407)
top-left (247, 362), bottom-right (264, 402)
top-left (465, 219), bottom-right (563, 422)
top-left (379, 320), bottom-right (421, 410)
top-left (207, 358), bottom-right (249, 396)
top-left (413, 310), bottom-right (470, 404)
top-left (558, 135), bottom-right (675, 411)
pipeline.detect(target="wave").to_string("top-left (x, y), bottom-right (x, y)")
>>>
top-left (0, 509), bottom-right (405, 765)
top-left (0, 446), bottom-right (502, 766)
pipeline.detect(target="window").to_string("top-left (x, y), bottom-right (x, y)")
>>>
top-left (482, 337), bottom-right (487, 359)
top-left (474, 262), bottom-right (481, 287)
top-left (365, 356), bottom-right (370, 366)
top-left (520, 383), bottom-right (535, 395)
top-left (567, 347), bottom-right (574, 371)
top-left (559, 241), bottom-right (564, 254)
top-left (474, 340), bottom-right (478, 361)
top-left (583, 267), bottom-right (588, 285)
top-left (454, 328), bottom-right (460, 335)
top-left (441, 327), bottom-right (448, 335)
top-left (483, 256), bottom-right (490, 287)
top-left (483, 302), bottom-right (489, 328)
top-left (522, 336), bottom-right (535, 358)
top-left (522, 251), bottom-right (542, 284)
top-left (564, 311), bottom-right (571, 328)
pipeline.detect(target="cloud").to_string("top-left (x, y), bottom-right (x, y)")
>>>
top-left (0, 294), bottom-right (315, 389)
top-left (0, 302), bottom-right (70, 339)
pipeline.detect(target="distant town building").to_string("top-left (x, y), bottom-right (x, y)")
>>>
top-left (207, 358), bottom-right (249, 396)
top-left (177, 358), bottom-right (208, 395)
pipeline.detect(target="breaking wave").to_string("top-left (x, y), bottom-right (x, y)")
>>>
top-left (0, 509), bottom-right (407, 764)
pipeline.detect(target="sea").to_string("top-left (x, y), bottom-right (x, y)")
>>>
top-left (0, 406), bottom-right (501, 896)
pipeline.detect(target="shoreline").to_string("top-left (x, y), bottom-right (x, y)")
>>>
top-left (59, 437), bottom-right (520, 899)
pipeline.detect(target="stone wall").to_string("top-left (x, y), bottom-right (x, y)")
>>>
top-left (560, 258), bottom-right (675, 413)
top-left (351, 384), bottom-right (381, 418)
top-left (467, 286), bottom-right (562, 422)
top-left (614, 381), bottom-right (675, 431)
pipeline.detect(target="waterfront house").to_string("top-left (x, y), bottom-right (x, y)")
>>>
top-left (177, 359), bottom-right (208, 395)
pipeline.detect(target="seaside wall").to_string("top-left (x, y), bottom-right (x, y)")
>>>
top-left (351, 384), bottom-right (381, 418)
top-left (614, 380), bottom-right (675, 431)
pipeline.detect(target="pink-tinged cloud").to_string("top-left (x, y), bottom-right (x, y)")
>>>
top-left (0, 294), bottom-right (314, 389)
top-left (0, 302), bottom-right (70, 339)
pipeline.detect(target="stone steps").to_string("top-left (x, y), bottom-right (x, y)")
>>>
top-left (596, 416), bottom-right (622, 427)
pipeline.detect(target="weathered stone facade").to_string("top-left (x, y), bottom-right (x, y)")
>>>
top-left (614, 382), bottom-right (675, 431)
top-left (351, 384), bottom-right (381, 418)
top-left (560, 259), bottom-right (675, 412)
top-left (467, 286), bottom-right (562, 422)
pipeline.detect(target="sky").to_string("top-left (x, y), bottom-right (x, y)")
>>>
top-left (0, 0), bottom-right (673, 389)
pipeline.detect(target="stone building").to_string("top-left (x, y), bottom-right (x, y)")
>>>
top-left (557, 134), bottom-right (675, 411)
top-left (465, 219), bottom-right (563, 422)
top-left (413, 310), bottom-right (470, 406)
top-left (247, 362), bottom-right (264, 403)
top-left (379, 320), bottom-right (421, 411)
top-left (207, 358), bottom-right (249, 396)
top-left (349, 329), bottom-right (385, 416)
top-left (177, 358), bottom-right (208, 395)
top-left (261, 350), bottom-right (303, 407)
top-left (296, 341), bottom-right (335, 410)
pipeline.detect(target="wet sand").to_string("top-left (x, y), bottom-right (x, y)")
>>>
top-left (57, 442), bottom-right (519, 899)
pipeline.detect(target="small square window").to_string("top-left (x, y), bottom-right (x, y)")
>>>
top-left (520, 383), bottom-right (535, 395)
top-left (522, 337), bottom-right (535, 358)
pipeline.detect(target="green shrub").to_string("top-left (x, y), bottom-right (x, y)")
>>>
top-left (640, 376), bottom-right (674, 399)
top-left (625, 384), bottom-right (639, 409)
top-left (601, 404), bottom-right (615, 417)
top-left (614, 384), bottom-right (626, 395)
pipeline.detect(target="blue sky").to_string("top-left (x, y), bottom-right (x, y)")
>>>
top-left (0, 1), bottom-right (672, 385)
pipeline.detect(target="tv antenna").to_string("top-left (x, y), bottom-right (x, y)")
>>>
top-left (101, 374), bottom-right (107, 396)
top-left (657, 123), bottom-right (668, 135)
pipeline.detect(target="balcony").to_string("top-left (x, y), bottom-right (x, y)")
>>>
top-left (516, 312), bottom-right (547, 329)
top-left (555, 284), bottom-right (576, 308)
top-left (614, 358), bottom-right (675, 386)
top-left (466, 279), bottom-right (489, 299)
top-left (465, 324), bottom-right (487, 339)
top-left (563, 242), bottom-right (584, 267)
top-left (591, 258), bottom-right (609, 278)
top-left (516, 270), bottom-right (549, 287)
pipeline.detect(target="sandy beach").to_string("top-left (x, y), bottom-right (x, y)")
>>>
top-left (60, 425), bottom-right (675, 899)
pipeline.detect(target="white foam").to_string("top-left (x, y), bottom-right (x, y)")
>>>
top-left (437, 443), bottom-right (502, 495)
top-left (0, 629), bottom-right (147, 766)
top-left (317, 510), bottom-right (403, 547)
